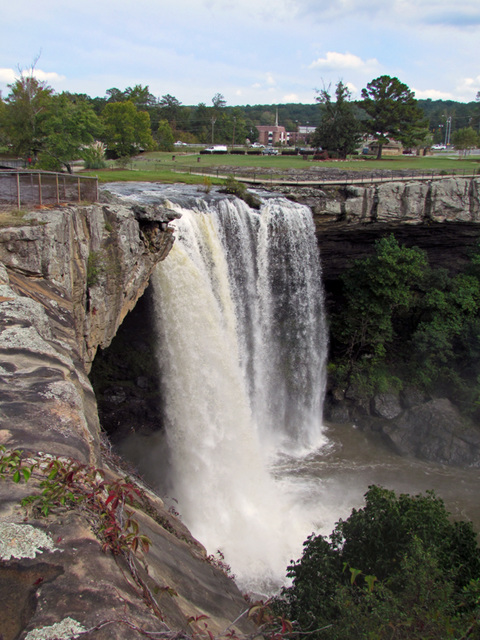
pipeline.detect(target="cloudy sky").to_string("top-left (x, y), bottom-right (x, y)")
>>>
top-left (1, 0), bottom-right (479, 107)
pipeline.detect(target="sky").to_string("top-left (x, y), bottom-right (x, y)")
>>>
top-left (1, 0), bottom-right (479, 108)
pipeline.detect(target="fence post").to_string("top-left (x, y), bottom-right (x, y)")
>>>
top-left (56, 174), bottom-right (59, 204)
top-left (77, 177), bottom-right (81, 202)
top-left (38, 173), bottom-right (42, 206)
top-left (16, 172), bottom-right (21, 208)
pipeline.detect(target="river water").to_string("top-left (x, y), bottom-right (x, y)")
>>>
top-left (105, 182), bottom-right (480, 595)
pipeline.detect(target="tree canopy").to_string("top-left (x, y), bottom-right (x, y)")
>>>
top-left (312, 81), bottom-right (363, 158)
top-left (329, 235), bottom-right (480, 415)
top-left (274, 485), bottom-right (480, 639)
top-left (361, 75), bottom-right (427, 158)
top-left (2, 74), bottom-right (53, 159)
top-left (38, 93), bottom-right (102, 173)
top-left (101, 100), bottom-right (154, 157)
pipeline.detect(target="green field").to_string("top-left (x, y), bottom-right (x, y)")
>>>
top-left (83, 150), bottom-right (480, 185)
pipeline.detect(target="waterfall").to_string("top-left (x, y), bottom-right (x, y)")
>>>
top-left (151, 192), bottom-right (328, 592)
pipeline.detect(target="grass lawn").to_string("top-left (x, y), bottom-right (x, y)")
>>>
top-left (82, 150), bottom-right (480, 185)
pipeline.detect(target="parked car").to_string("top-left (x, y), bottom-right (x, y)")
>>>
top-left (262, 147), bottom-right (279, 155)
top-left (251, 143), bottom-right (265, 148)
top-left (201, 145), bottom-right (228, 154)
top-left (432, 144), bottom-right (447, 150)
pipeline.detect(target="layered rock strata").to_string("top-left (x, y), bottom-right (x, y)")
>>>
top-left (0, 203), bottom-right (253, 640)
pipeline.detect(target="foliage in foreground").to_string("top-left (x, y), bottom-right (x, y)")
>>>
top-left (274, 485), bottom-right (480, 639)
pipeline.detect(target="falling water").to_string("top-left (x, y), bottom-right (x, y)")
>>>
top-left (102, 182), bottom-right (480, 593)
top-left (150, 191), bottom-right (328, 591)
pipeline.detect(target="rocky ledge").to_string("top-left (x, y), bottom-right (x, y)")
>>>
top-left (0, 203), bottom-right (254, 640)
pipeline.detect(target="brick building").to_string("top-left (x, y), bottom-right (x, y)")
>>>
top-left (256, 124), bottom-right (287, 146)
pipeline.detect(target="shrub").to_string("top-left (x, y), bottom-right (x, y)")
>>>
top-left (274, 486), bottom-right (480, 639)
top-left (82, 141), bottom-right (107, 170)
top-left (219, 175), bottom-right (261, 209)
top-left (87, 250), bottom-right (102, 287)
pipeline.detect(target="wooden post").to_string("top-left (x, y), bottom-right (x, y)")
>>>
top-left (56, 174), bottom-right (59, 204)
top-left (77, 177), bottom-right (81, 202)
top-left (38, 173), bottom-right (42, 206)
top-left (16, 173), bottom-right (21, 208)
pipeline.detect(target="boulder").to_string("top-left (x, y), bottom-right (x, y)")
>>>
top-left (382, 398), bottom-right (480, 467)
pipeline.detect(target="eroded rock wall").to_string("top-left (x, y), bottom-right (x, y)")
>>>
top-left (0, 202), bottom-right (255, 640)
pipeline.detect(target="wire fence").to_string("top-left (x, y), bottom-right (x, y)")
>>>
top-left (0, 171), bottom-right (98, 207)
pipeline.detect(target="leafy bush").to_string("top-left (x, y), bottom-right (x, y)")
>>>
top-left (329, 235), bottom-right (480, 415)
top-left (82, 141), bottom-right (107, 170)
top-left (219, 175), bottom-right (261, 209)
top-left (274, 486), bottom-right (480, 639)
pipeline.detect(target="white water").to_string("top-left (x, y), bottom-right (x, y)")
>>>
top-left (151, 194), bottom-right (328, 592)
top-left (104, 183), bottom-right (480, 595)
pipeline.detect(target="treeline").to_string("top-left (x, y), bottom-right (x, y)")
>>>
top-left (1, 70), bottom-right (479, 171)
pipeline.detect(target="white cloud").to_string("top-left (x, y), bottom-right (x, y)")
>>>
top-left (412, 88), bottom-right (454, 100)
top-left (30, 69), bottom-right (66, 83)
top-left (309, 52), bottom-right (379, 72)
top-left (0, 68), bottom-right (16, 83)
top-left (283, 93), bottom-right (300, 102)
top-left (0, 67), bottom-right (65, 88)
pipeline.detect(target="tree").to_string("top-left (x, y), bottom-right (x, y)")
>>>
top-left (156, 119), bottom-right (175, 151)
top-left (312, 81), bottom-right (362, 158)
top-left (37, 93), bottom-right (102, 173)
top-left (123, 85), bottom-right (157, 110)
top-left (158, 94), bottom-right (182, 129)
top-left (332, 235), bottom-right (428, 391)
top-left (210, 93), bottom-right (226, 144)
top-left (3, 73), bottom-right (53, 160)
top-left (361, 76), bottom-right (427, 159)
top-left (275, 486), bottom-right (480, 639)
top-left (101, 100), bottom-right (154, 158)
top-left (452, 126), bottom-right (479, 156)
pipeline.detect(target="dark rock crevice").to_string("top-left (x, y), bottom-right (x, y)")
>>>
top-left (89, 283), bottom-right (165, 446)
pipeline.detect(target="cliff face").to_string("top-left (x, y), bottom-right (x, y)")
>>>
top-left (2, 177), bottom-right (480, 639)
top-left (281, 177), bottom-right (480, 282)
top-left (0, 202), bottom-right (254, 640)
top-left (281, 177), bottom-right (480, 467)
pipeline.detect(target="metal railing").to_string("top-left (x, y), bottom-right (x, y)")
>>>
top-left (161, 163), bottom-right (479, 187)
top-left (0, 171), bottom-right (98, 207)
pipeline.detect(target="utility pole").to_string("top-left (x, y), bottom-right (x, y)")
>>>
top-left (444, 116), bottom-right (452, 146)
top-left (211, 116), bottom-right (216, 144)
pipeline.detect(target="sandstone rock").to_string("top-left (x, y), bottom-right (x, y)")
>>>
top-left (0, 203), bottom-right (254, 640)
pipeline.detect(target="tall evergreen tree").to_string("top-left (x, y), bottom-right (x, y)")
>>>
top-left (312, 81), bottom-right (362, 158)
top-left (361, 76), bottom-right (427, 159)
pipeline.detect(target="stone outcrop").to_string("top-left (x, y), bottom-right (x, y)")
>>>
top-left (279, 177), bottom-right (480, 283)
top-left (0, 202), bottom-right (254, 640)
top-left (298, 176), bottom-right (480, 467)
top-left (325, 390), bottom-right (480, 468)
